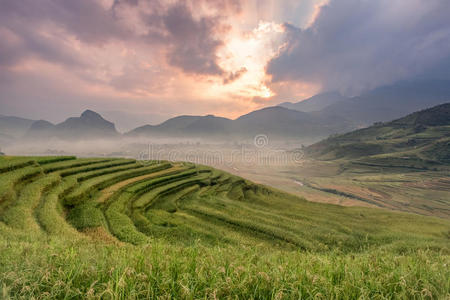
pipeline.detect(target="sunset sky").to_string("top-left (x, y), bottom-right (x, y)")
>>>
top-left (1, 0), bottom-right (450, 130)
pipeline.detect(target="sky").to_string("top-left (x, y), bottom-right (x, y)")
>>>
top-left (1, 0), bottom-right (450, 131)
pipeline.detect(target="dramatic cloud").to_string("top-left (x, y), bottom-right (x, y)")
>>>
top-left (0, 0), bottom-right (233, 76)
top-left (3, 0), bottom-right (448, 129)
top-left (1, 0), bottom-right (307, 126)
top-left (267, 0), bottom-right (450, 94)
top-left (159, 2), bottom-right (225, 75)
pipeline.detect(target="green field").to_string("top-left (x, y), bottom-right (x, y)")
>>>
top-left (0, 156), bottom-right (449, 299)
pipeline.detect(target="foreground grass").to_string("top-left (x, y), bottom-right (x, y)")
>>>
top-left (0, 236), bottom-right (448, 299)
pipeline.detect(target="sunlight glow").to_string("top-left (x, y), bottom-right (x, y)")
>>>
top-left (213, 21), bottom-right (285, 99)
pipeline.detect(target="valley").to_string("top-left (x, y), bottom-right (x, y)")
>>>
top-left (224, 159), bottom-right (450, 218)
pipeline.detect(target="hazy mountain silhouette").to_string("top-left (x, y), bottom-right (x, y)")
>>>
top-left (127, 106), bottom-right (353, 140)
top-left (26, 110), bottom-right (118, 139)
top-left (319, 80), bottom-right (450, 126)
top-left (4, 79), bottom-right (450, 143)
top-left (129, 115), bottom-right (233, 137)
top-left (233, 106), bottom-right (353, 138)
top-left (0, 115), bottom-right (35, 138)
top-left (279, 80), bottom-right (450, 127)
top-left (279, 92), bottom-right (348, 112)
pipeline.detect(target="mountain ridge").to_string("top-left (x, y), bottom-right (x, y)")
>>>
top-left (278, 80), bottom-right (450, 127)
top-left (2, 79), bottom-right (450, 142)
top-left (306, 102), bottom-right (450, 164)
top-left (279, 91), bottom-right (348, 112)
top-left (127, 106), bottom-right (353, 140)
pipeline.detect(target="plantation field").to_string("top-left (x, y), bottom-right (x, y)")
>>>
top-left (0, 155), bottom-right (449, 299)
top-left (223, 158), bottom-right (450, 218)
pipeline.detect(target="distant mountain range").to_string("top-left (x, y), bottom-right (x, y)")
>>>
top-left (129, 79), bottom-right (450, 140)
top-left (127, 106), bottom-right (353, 140)
top-left (280, 80), bottom-right (450, 127)
top-left (1, 79), bottom-right (450, 144)
top-left (306, 102), bottom-right (450, 165)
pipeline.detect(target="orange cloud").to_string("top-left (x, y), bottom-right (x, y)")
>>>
top-left (0, 0), bottom-right (328, 123)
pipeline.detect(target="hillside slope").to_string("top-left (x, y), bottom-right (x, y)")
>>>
top-left (307, 102), bottom-right (450, 165)
top-left (0, 155), bottom-right (448, 248)
top-left (0, 155), bottom-right (449, 298)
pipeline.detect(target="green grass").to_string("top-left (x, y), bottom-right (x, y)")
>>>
top-left (0, 156), bottom-right (449, 299)
top-left (35, 179), bottom-right (84, 239)
top-left (1, 173), bottom-right (60, 233)
top-left (0, 165), bottom-right (42, 212)
top-left (42, 158), bottom-right (114, 173)
top-left (64, 162), bottom-right (172, 205)
top-left (0, 239), bottom-right (448, 299)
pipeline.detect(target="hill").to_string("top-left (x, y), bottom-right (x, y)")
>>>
top-left (0, 155), bottom-right (449, 298)
top-left (128, 106), bottom-right (353, 141)
top-left (234, 106), bottom-right (353, 138)
top-left (129, 114), bottom-right (233, 138)
top-left (306, 102), bottom-right (450, 165)
top-left (26, 110), bottom-right (119, 139)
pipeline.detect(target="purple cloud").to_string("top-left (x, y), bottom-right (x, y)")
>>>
top-left (267, 0), bottom-right (450, 94)
top-left (0, 0), bottom-right (238, 77)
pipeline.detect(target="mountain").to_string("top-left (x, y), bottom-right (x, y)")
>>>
top-left (0, 115), bottom-right (35, 138)
top-left (128, 115), bottom-right (233, 138)
top-left (15, 79), bottom-right (450, 143)
top-left (234, 106), bottom-right (353, 138)
top-left (319, 80), bottom-right (450, 126)
top-left (25, 120), bottom-right (56, 139)
top-left (306, 102), bottom-right (450, 165)
top-left (127, 107), bottom-right (354, 141)
top-left (279, 92), bottom-right (348, 112)
top-left (279, 80), bottom-right (450, 128)
top-left (26, 110), bottom-right (119, 139)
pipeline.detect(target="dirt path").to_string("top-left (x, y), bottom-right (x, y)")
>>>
top-left (97, 164), bottom-right (183, 203)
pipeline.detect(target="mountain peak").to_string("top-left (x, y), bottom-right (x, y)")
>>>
top-left (24, 109), bottom-right (119, 139)
top-left (80, 109), bottom-right (103, 120)
top-left (30, 120), bottom-right (54, 130)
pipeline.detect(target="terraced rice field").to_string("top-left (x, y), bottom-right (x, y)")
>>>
top-left (0, 156), bottom-right (449, 298)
